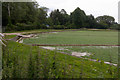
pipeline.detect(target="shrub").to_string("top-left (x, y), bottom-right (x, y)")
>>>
top-left (110, 24), bottom-right (120, 30)
top-left (5, 24), bottom-right (16, 31)
top-left (66, 24), bottom-right (75, 29)
top-left (53, 25), bottom-right (65, 29)
top-left (15, 23), bottom-right (34, 31)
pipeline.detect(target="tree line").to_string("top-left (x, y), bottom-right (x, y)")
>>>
top-left (2, 2), bottom-right (120, 32)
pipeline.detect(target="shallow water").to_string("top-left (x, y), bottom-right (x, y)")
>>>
top-left (72, 52), bottom-right (90, 57)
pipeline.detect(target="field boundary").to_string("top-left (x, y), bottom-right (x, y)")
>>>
top-left (31, 44), bottom-right (120, 46)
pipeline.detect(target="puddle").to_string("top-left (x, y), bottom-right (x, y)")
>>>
top-left (42, 47), bottom-right (56, 50)
top-left (42, 46), bottom-right (69, 51)
top-left (41, 32), bottom-right (58, 34)
top-left (72, 52), bottom-right (90, 57)
top-left (49, 32), bottom-right (58, 34)
top-left (42, 46), bottom-right (90, 57)
top-left (104, 62), bottom-right (117, 66)
top-left (80, 46), bottom-right (118, 49)
top-left (95, 46), bottom-right (118, 49)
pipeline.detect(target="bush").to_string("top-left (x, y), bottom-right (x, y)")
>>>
top-left (37, 24), bottom-right (47, 29)
top-left (66, 24), bottom-right (75, 29)
top-left (5, 22), bottom-right (48, 32)
top-left (110, 24), bottom-right (120, 30)
top-left (53, 25), bottom-right (65, 29)
top-left (35, 22), bottom-right (47, 29)
top-left (95, 23), bottom-right (109, 29)
top-left (15, 23), bottom-right (34, 31)
top-left (5, 24), bottom-right (16, 31)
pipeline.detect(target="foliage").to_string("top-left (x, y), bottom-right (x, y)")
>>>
top-left (85, 14), bottom-right (97, 28)
top-left (2, 2), bottom-right (118, 31)
top-left (52, 25), bottom-right (66, 29)
top-left (15, 23), bottom-right (35, 31)
top-left (96, 15), bottom-right (115, 28)
top-left (2, 41), bottom-right (118, 78)
top-left (110, 24), bottom-right (120, 30)
top-left (71, 7), bottom-right (87, 28)
top-left (50, 9), bottom-right (69, 26)
top-left (35, 7), bottom-right (48, 29)
top-left (2, 2), bottom-right (47, 32)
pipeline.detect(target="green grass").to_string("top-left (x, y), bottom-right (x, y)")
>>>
top-left (23, 30), bottom-right (118, 63)
top-left (3, 41), bottom-right (118, 78)
top-left (4, 35), bottom-right (17, 39)
top-left (24, 30), bottom-right (118, 45)
top-left (63, 46), bottom-right (118, 64)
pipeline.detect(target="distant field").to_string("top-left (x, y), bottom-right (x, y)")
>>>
top-left (23, 30), bottom-right (118, 63)
top-left (24, 30), bottom-right (118, 45)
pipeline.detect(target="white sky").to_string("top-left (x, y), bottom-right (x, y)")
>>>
top-left (36, 0), bottom-right (119, 22)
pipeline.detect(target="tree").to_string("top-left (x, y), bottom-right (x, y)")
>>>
top-left (2, 2), bottom-right (41, 31)
top-left (86, 14), bottom-right (97, 28)
top-left (70, 7), bottom-right (86, 28)
top-left (96, 15), bottom-right (115, 28)
top-left (46, 17), bottom-right (53, 27)
top-left (2, 2), bottom-right (13, 27)
top-left (60, 9), bottom-right (69, 25)
top-left (50, 9), bottom-right (61, 25)
top-left (2, 2), bottom-right (39, 25)
top-left (35, 7), bottom-right (48, 29)
top-left (22, 2), bottom-right (38, 24)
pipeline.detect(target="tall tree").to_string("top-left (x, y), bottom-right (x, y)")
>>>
top-left (86, 14), bottom-right (97, 28)
top-left (71, 7), bottom-right (86, 28)
top-left (2, 2), bottom-right (39, 25)
top-left (60, 9), bottom-right (69, 25)
top-left (35, 7), bottom-right (48, 29)
top-left (50, 9), bottom-right (61, 25)
top-left (2, 2), bottom-right (40, 31)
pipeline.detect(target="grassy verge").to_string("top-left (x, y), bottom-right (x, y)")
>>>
top-left (2, 41), bottom-right (118, 78)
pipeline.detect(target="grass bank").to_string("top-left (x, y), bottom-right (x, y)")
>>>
top-left (2, 41), bottom-right (118, 78)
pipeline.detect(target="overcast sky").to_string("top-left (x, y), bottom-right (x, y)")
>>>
top-left (36, 0), bottom-right (119, 22)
